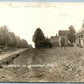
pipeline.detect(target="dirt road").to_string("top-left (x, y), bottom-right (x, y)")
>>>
top-left (0, 47), bottom-right (84, 82)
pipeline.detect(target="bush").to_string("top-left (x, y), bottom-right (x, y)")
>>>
top-left (44, 38), bottom-right (52, 48)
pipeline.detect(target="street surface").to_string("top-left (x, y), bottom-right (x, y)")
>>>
top-left (0, 47), bottom-right (84, 82)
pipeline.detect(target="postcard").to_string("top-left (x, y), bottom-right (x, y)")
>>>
top-left (0, 1), bottom-right (84, 82)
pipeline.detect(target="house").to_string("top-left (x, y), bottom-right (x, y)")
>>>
top-left (50, 30), bottom-right (70, 47)
top-left (58, 30), bottom-right (70, 46)
top-left (50, 35), bottom-right (59, 46)
top-left (75, 22), bottom-right (84, 47)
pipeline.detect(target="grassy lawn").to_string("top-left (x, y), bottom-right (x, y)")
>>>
top-left (0, 47), bottom-right (84, 82)
top-left (31, 47), bottom-right (84, 82)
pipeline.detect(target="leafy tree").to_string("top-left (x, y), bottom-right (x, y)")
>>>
top-left (0, 33), bottom-right (5, 46)
top-left (7, 32), bottom-right (16, 47)
top-left (0, 25), bottom-right (29, 49)
top-left (33, 28), bottom-right (52, 48)
top-left (0, 25), bottom-right (9, 46)
top-left (14, 36), bottom-right (21, 48)
top-left (44, 38), bottom-right (52, 48)
top-left (33, 28), bottom-right (45, 48)
top-left (21, 39), bottom-right (29, 48)
top-left (67, 25), bottom-right (76, 45)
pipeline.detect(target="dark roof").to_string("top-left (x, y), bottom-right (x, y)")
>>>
top-left (51, 36), bottom-right (58, 38)
top-left (59, 30), bottom-right (69, 36)
top-left (51, 36), bottom-right (59, 40)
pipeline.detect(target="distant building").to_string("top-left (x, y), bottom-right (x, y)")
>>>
top-left (50, 35), bottom-right (59, 46)
top-left (50, 29), bottom-right (72, 47)
top-left (58, 30), bottom-right (70, 46)
top-left (50, 30), bottom-right (70, 47)
top-left (75, 21), bottom-right (84, 47)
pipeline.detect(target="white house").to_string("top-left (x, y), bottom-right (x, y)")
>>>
top-left (75, 21), bottom-right (84, 47)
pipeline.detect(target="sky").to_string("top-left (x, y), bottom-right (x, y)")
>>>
top-left (0, 2), bottom-right (84, 47)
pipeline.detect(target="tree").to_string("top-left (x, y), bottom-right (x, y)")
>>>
top-left (7, 32), bottom-right (16, 47)
top-left (0, 25), bottom-right (9, 46)
top-left (21, 39), bottom-right (29, 48)
top-left (0, 25), bottom-right (29, 49)
top-left (33, 28), bottom-right (45, 48)
top-left (44, 38), bottom-right (52, 48)
top-left (67, 25), bottom-right (76, 45)
top-left (33, 28), bottom-right (52, 48)
top-left (15, 36), bottom-right (21, 48)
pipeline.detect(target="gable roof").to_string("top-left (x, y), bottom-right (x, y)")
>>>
top-left (59, 30), bottom-right (69, 36)
top-left (75, 21), bottom-right (84, 35)
top-left (75, 27), bottom-right (84, 35)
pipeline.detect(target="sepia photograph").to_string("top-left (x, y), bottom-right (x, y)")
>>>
top-left (0, 1), bottom-right (84, 82)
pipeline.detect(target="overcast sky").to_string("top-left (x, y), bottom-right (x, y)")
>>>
top-left (0, 2), bottom-right (84, 47)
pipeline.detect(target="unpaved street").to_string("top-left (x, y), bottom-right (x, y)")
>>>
top-left (0, 47), bottom-right (84, 82)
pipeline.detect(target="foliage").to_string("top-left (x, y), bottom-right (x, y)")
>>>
top-left (33, 28), bottom-right (45, 48)
top-left (67, 25), bottom-right (76, 45)
top-left (44, 38), bottom-right (52, 48)
top-left (0, 25), bottom-right (29, 49)
top-left (20, 39), bottom-right (29, 48)
top-left (33, 28), bottom-right (52, 48)
top-left (0, 25), bottom-right (9, 46)
top-left (7, 32), bottom-right (16, 47)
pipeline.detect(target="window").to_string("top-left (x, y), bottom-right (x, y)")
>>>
top-left (79, 35), bottom-right (80, 38)
top-left (81, 34), bottom-right (83, 38)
